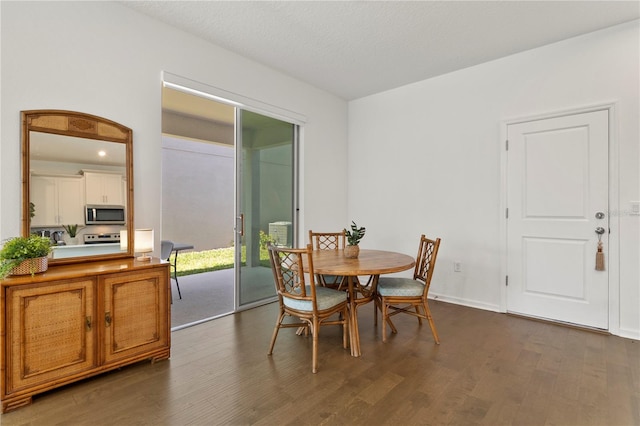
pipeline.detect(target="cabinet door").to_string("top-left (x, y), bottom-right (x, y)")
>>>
top-left (30, 176), bottom-right (57, 227)
top-left (85, 173), bottom-right (123, 205)
top-left (101, 267), bottom-right (170, 364)
top-left (84, 173), bottom-right (104, 205)
top-left (5, 279), bottom-right (96, 393)
top-left (57, 177), bottom-right (86, 225)
top-left (101, 174), bottom-right (124, 205)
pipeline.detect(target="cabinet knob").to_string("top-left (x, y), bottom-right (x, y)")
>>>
top-left (105, 311), bottom-right (112, 327)
top-left (86, 316), bottom-right (92, 331)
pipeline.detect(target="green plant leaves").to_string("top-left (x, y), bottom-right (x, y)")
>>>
top-left (0, 235), bottom-right (52, 278)
top-left (345, 221), bottom-right (366, 246)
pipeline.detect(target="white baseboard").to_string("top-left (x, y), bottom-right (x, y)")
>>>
top-left (429, 293), bottom-right (640, 341)
top-left (618, 328), bottom-right (640, 341)
top-left (428, 292), bottom-right (501, 313)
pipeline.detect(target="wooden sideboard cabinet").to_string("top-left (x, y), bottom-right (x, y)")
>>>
top-left (0, 258), bottom-right (170, 413)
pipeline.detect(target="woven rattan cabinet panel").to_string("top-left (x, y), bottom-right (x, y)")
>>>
top-left (101, 269), bottom-right (169, 364)
top-left (1, 259), bottom-right (170, 413)
top-left (6, 278), bottom-right (97, 394)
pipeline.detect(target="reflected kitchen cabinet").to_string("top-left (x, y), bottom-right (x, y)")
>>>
top-left (83, 171), bottom-right (124, 206)
top-left (30, 174), bottom-right (85, 227)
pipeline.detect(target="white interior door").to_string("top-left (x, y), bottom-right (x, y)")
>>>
top-left (506, 109), bottom-right (609, 329)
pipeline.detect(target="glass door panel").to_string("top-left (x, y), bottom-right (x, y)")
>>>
top-left (236, 110), bottom-right (296, 308)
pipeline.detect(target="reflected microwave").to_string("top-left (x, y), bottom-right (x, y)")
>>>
top-left (85, 205), bottom-right (126, 225)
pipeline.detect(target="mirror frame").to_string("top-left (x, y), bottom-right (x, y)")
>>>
top-left (21, 110), bottom-right (134, 264)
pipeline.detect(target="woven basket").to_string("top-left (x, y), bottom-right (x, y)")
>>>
top-left (10, 256), bottom-right (48, 276)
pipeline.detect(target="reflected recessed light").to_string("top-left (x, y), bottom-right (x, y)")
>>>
top-left (98, 150), bottom-right (106, 157)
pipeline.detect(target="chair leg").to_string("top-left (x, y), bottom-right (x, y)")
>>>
top-left (311, 318), bottom-right (319, 373)
top-left (415, 305), bottom-right (422, 325)
top-left (373, 297), bottom-right (378, 326)
top-left (174, 270), bottom-right (182, 300)
top-left (385, 306), bottom-right (398, 336)
top-left (343, 307), bottom-right (349, 349)
top-left (381, 300), bottom-right (388, 342)
top-left (268, 312), bottom-right (285, 355)
top-left (424, 301), bottom-right (440, 344)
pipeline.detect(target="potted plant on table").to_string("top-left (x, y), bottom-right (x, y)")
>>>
top-left (344, 221), bottom-right (366, 259)
top-left (0, 235), bottom-right (53, 279)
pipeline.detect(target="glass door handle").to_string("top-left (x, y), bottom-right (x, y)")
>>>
top-left (236, 214), bottom-right (244, 236)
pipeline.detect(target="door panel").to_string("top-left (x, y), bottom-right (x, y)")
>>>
top-left (102, 270), bottom-right (169, 364)
top-left (236, 110), bottom-right (296, 308)
top-left (506, 110), bottom-right (609, 329)
top-left (6, 279), bottom-right (96, 392)
top-left (524, 237), bottom-right (587, 299)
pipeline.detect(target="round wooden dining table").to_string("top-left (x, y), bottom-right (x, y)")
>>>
top-left (311, 249), bottom-right (415, 357)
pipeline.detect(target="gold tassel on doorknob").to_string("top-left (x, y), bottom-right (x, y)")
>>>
top-left (595, 237), bottom-right (605, 271)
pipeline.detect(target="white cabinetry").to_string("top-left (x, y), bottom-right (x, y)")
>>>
top-left (84, 172), bottom-right (124, 205)
top-left (30, 175), bottom-right (85, 227)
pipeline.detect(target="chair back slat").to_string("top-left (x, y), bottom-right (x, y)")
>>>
top-left (413, 235), bottom-right (441, 294)
top-left (309, 230), bottom-right (346, 251)
top-left (268, 244), bottom-right (318, 306)
top-left (160, 240), bottom-right (174, 261)
top-left (308, 230), bottom-right (347, 289)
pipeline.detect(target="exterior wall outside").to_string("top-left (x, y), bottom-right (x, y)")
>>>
top-left (161, 136), bottom-right (235, 251)
top-left (161, 136), bottom-right (293, 252)
top-left (0, 2), bottom-right (349, 253)
top-left (348, 20), bottom-right (640, 339)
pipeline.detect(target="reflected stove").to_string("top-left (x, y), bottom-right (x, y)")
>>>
top-left (83, 233), bottom-right (121, 245)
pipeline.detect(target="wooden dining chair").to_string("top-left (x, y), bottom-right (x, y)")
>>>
top-left (267, 244), bottom-right (349, 373)
top-left (308, 230), bottom-right (347, 290)
top-left (376, 235), bottom-right (441, 343)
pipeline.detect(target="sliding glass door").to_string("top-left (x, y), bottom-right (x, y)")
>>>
top-left (235, 109), bottom-right (297, 308)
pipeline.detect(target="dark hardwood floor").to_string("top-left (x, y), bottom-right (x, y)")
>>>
top-left (2, 301), bottom-right (638, 425)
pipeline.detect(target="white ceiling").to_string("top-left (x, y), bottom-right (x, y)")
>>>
top-left (121, 1), bottom-right (639, 101)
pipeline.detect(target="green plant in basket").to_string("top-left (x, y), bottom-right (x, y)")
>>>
top-left (344, 221), bottom-right (366, 246)
top-left (0, 235), bottom-right (53, 279)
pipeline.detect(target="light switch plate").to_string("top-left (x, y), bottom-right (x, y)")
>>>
top-left (631, 201), bottom-right (640, 215)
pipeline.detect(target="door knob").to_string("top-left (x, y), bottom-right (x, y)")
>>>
top-left (595, 227), bottom-right (605, 235)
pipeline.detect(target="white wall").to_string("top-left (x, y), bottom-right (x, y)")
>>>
top-left (348, 21), bottom-right (639, 339)
top-left (0, 2), bottom-right (348, 252)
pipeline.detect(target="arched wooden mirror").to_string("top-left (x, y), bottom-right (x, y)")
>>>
top-left (22, 110), bottom-right (134, 264)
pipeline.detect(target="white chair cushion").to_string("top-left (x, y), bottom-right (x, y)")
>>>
top-left (378, 277), bottom-right (425, 297)
top-left (283, 286), bottom-right (347, 311)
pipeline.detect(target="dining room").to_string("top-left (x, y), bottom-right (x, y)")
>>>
top-left (2, 2), bottom-right (639, 424)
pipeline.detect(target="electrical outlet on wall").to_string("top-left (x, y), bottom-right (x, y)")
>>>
top-left (454, 261), bottom-right (462, 272)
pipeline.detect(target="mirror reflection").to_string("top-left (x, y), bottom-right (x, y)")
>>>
top-left (22, 110), bottom-right (133, 263)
